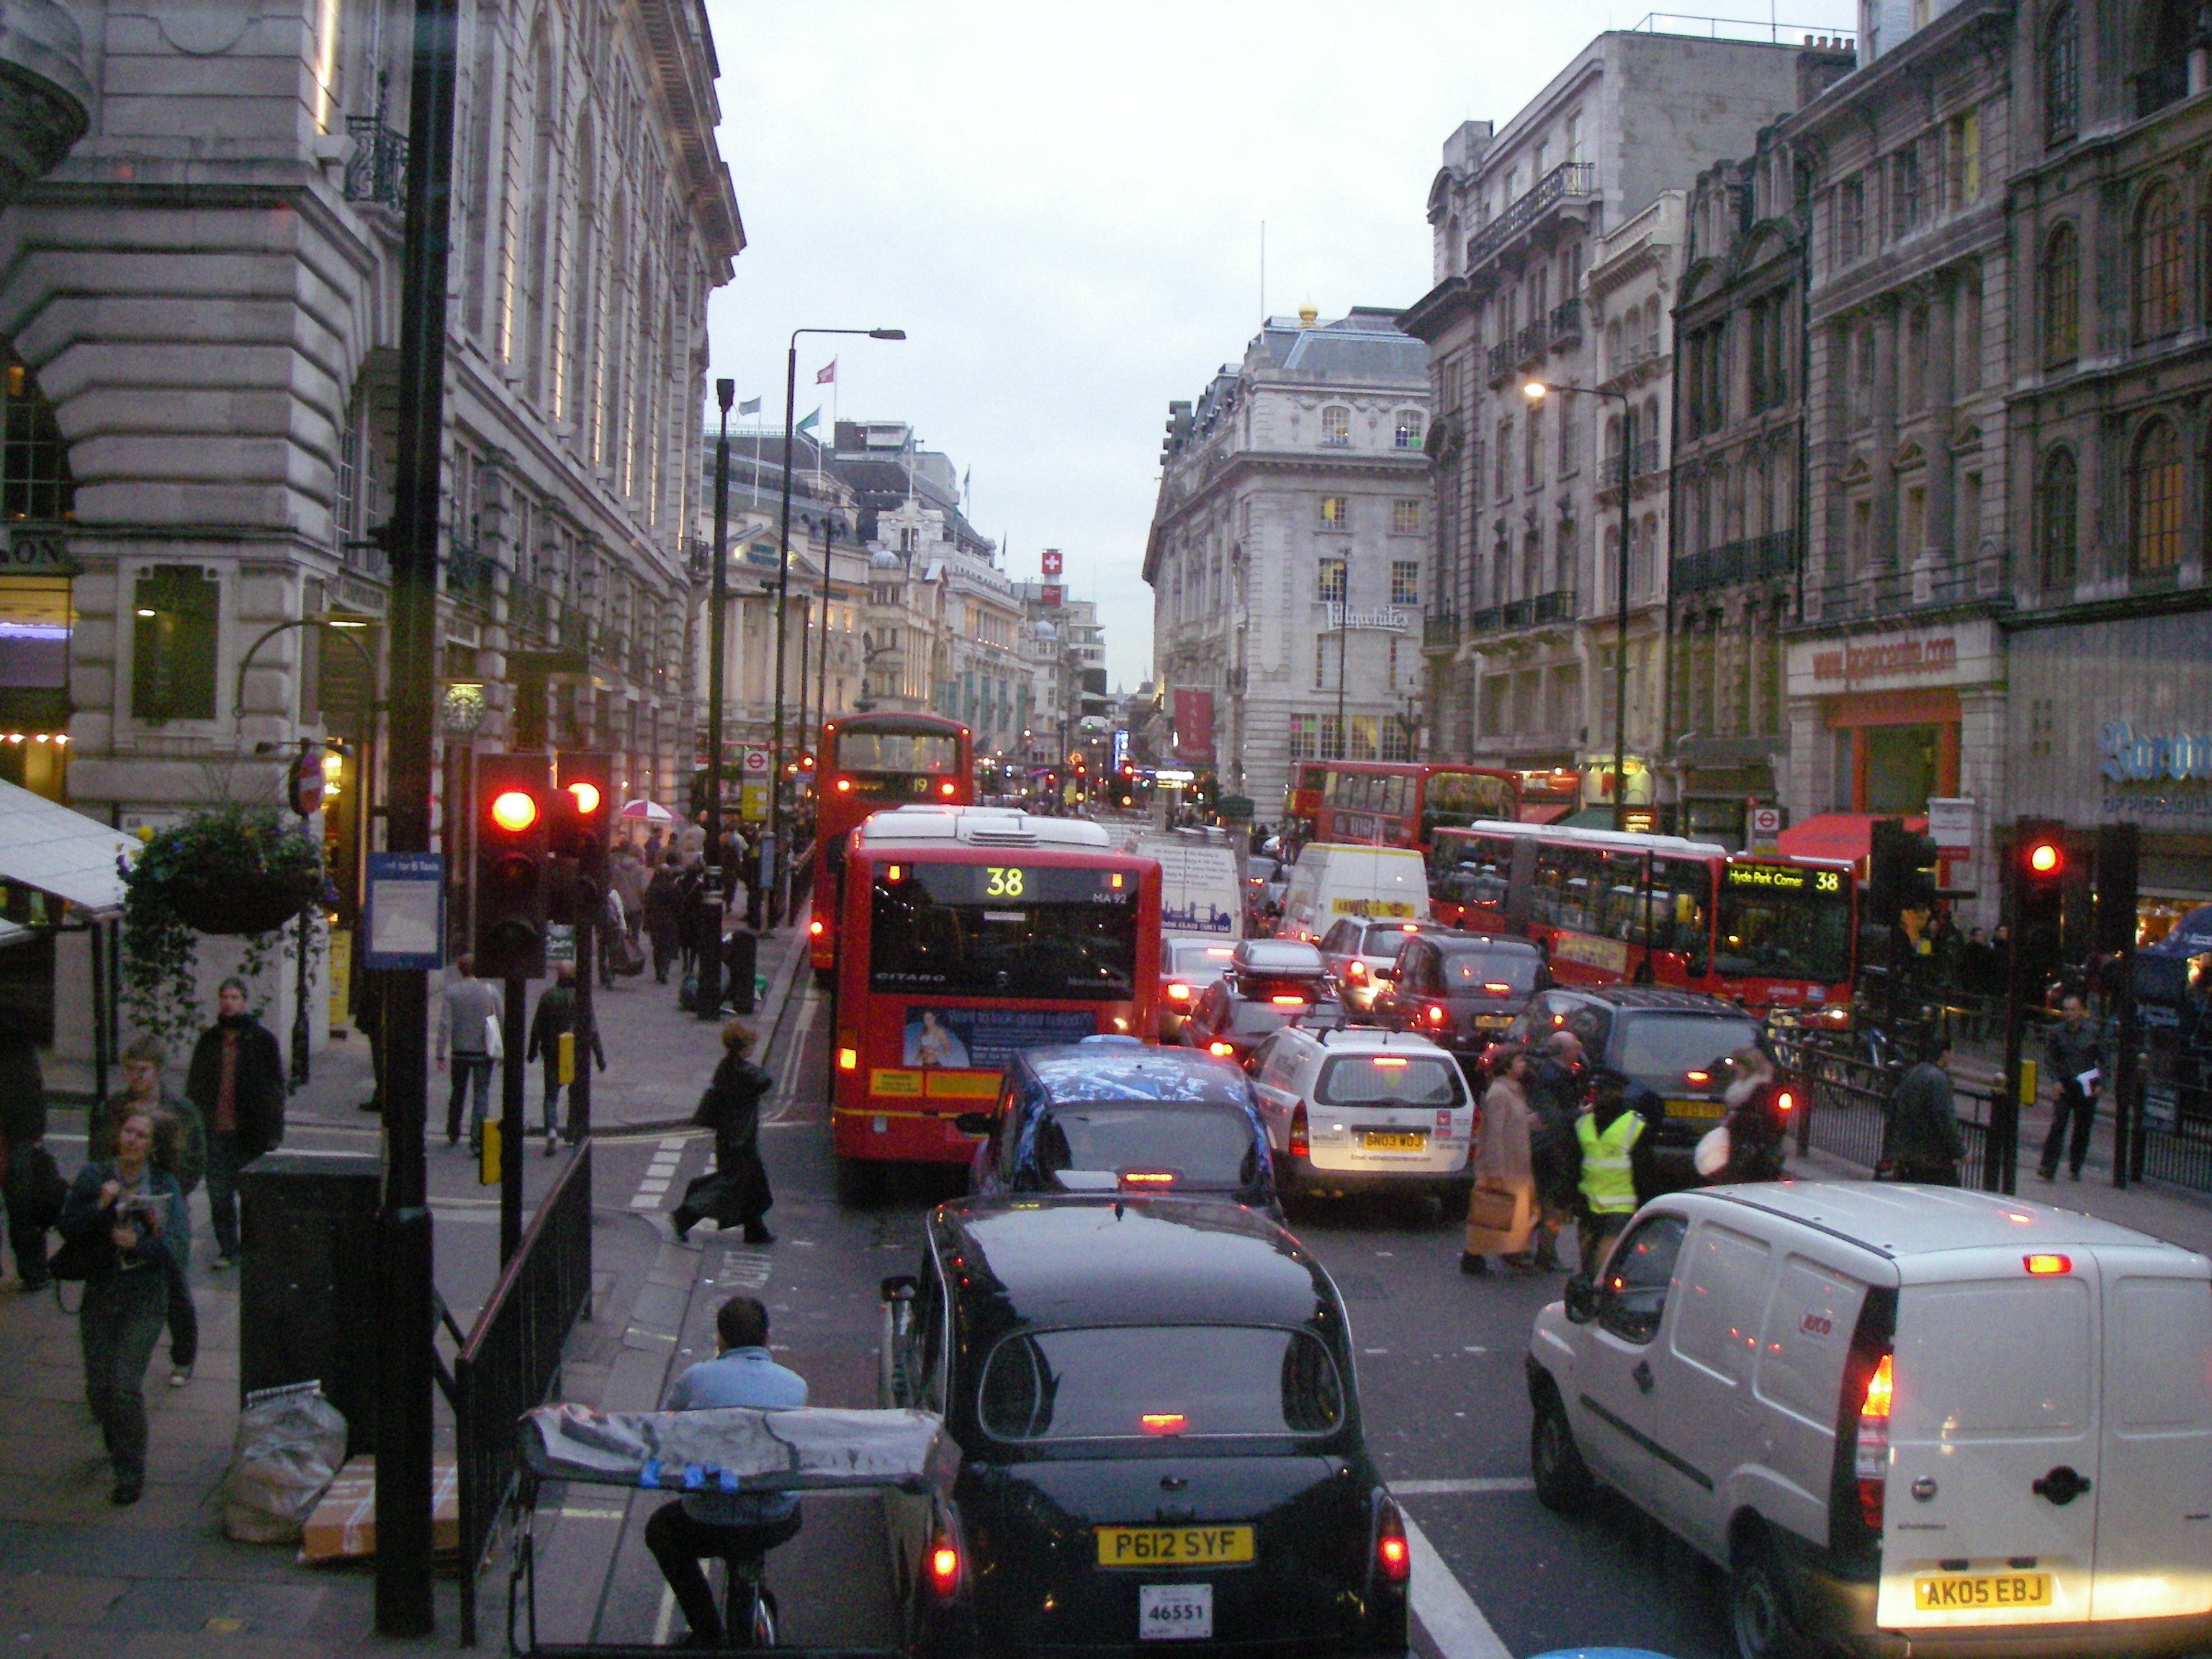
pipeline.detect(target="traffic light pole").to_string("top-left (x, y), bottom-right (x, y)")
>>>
top-left (1994, 916), bottom-right (2025, 1195)
top-left (500, 975), bottom-right (525, 1262)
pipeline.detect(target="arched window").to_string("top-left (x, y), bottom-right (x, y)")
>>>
top-left (2039, 446), bottom-right (2077, 590)
top-left (2134, 183), bottom-right (2185, 342)
top-left (2130, 418), bottom-right (2183, 575)
top-left (2042, 222), bottom-right (2080, 367)
top-left (2043, 3), bottom-right (2079, 146)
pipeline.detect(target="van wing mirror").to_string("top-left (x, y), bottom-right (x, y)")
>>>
top-left (1563, 1274), bottom-right (1599, 1324)
top-left (953, 1112), bottom-right (995, 1137)
top-left (880, 1274), bottom-right (919, 1305)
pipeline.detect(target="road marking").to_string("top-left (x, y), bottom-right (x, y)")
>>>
top-left (1402, 1510), bottom-right (1513, 1659)
top-left (1391, 1477), bottom-right (1536, 1496)
top-left (653, 1585), bottom-right (675, 1647)
top-left (717, 1250), bottom-right (772, 1290)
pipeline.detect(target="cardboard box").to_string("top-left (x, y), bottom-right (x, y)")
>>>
top-left (300, 1455), bottom-right (460, 1562)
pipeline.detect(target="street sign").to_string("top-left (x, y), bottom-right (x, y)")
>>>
top-left (1750, 806), bottom-right (1782, 837)
top-left (1927, 796), bottom-right (1974, 857)
top-left (363, 852), bottom-right (444, 969)
top-left (288, 745), bottom-right (325, 817)
top-left (741, 746), bottom-right (770, 778)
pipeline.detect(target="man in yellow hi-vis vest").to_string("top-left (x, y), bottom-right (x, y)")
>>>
top-left (1575, 1069), bottom-right (1654, 1278)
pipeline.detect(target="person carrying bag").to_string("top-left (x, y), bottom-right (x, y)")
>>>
top-left (670, 1022), bottom-right (776, 1246)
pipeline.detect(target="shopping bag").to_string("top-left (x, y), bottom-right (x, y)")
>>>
top-left (482, 1012), bottom-right (504, 1061)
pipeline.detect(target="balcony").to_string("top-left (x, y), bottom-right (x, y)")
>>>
top-left (1673, 529), bottom-right (1799, 595)
top-left (1548, 297), bottom-right (1583, 345)
top-left (1423, 613), bottom-right (1460, 649)
top-left (2134, 59), bottom-right (2189, 120)
top-left (1806, 550), bottom-right (2011, 624)
top-left (1514, 318), bottom-right (1549, 362)
top-left (1465, 161), bottom-right (1599, 271)
top-left (1467, 590), bottom-right (1576, 640)
top-left (1486, 340), bottom-right (1517, 386)
top-left (1532, 588), bottom-right (1578, 623)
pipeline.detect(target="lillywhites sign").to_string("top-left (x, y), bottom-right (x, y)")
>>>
top-left (1323, 604), bottom-right (1409, 633)
top-left (2100, 719), bottom-right (2212, 783)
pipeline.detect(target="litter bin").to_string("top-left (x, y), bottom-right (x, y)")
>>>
top-left (236, 1149), bottom-right (382, 1457)
top-left (724, 928), bottom-right (758, 1015)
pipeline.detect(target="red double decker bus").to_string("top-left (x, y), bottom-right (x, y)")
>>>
top-left (832, 806), bottom-right (1161, 1181)
top-left (1283, 761), bottom-right (1519, 855)
top-left (807, 712), bottom-right (974, 980)
top-left (1427, 820), bottom-right (1855, 1012)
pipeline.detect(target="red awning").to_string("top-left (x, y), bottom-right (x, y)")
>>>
top-left (1518, 802), bottom-right (1575, 825)
top-left (1775, 812), bottom-right (1928, 868)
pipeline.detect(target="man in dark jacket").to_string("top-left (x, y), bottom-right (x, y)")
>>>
top-left (2038, 994), bottom-right (2104, 1182)
top-left (183, 979), bottom-right (285, 1268)
top-left (1887, 1043), bottom-right (1965, 1184)
top-left (1524, 1030), bottom-right (1586, 1272)
top-left (1954, 927), bottom-right (1997, 1040)
top-left (0, 1022), bottom-right (50, 1290)
top-left (525, 963), bottom-right (606, 1153)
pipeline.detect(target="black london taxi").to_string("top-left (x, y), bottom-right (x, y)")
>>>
top-left (878, 1197), bottom-right (1411, 1659)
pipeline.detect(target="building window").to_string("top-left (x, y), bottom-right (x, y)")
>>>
top-left (2131, 418), bottom-right (2184, 575)
top-left (1393, 409), bottom-right (1423, 449)
top-left (1892, 143), bottom-right (1921, 238)
top-left (2134, 183), bottom-right (2186, 343)
top-left (1321, 405), bottom-right (1351, 447)
top-left (2039, 447), bottom-right (2077, 590)
top-left (1524, 403), bottom-right (1543, 488)
top-left (1317, 556), bottom-right (1346, 603)
top-left (131, 565), bottom-right (220, 722)
top-left (1346, 716), bottom-right (1378, 761)
top-left (2044, 3), bottom-right (2079, 144)
top-left (1838, 176), bottom-right (1866, 265)
top-left (1493, 421), bottom-right (1511, 499)
top-left (1288, 713), bottom-right (1319, 760)
top-left (1949, 108), bottom-right (1980, 207)
top-left (1318, 495), bottom-right (1349, 528)
top-left (1314, 634), bottom-right (1342, 691)
top-left (1390, 560), bottom-right (1420, 606)
top-left (1392, 498), bottom-right (1423, 534)
top-left (0, 356), bottom-right (75, 522)
top-left (2041, 224), bottom-right (2079, 367)
top-left (1381, 721), bottom-right (1413, 763)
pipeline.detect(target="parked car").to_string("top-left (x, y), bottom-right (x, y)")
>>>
top-left (961, 1040), bottom-right (1277, 1215)
top-left (1506, 984), bottom-right (1786, 1192)
top-left (1248, 1024), bottom-right (1475, 1205)
top-left (1182, 939), bottom-right (1344, 1070)
top-left (1315, 917), bottom-right (1431, 1012)
top-left (1370, 932), bottom-right (1547, 1053)
top-left (1526, 1182), bottom-right (2212, 1659)
top-left (879, 1196), bottom-right (1412, 1658)
top-left (1159, 937), bottom-right (1238, 1041)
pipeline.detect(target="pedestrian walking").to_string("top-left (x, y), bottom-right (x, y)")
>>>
top-left (1460, 1046), bottom-right (1537, 1277)
top-left (56, 1109), bottom-right (189, 1504)
top-left (1524, 1030), bottom-right (1586, 1272)
top-left (525, 964), bottom-right (606, 1153)
top-left (1884, 1042), bottom-right (1965, 1185)
top-left (436, 954), bottom-right (502, 1151)
top-left (611, 845), bottom-right (649, 945)
top-left (1575, 1068), bottom-right (1655, 1279)
top-left (1707, 1046), bottom-right (1787, 1184)
top-left (181, 979), bottom-right (284, 1269)
top-left (671, 1021), bottom-right (776, 1245)
top-left (2038, 994), bottom-right (2105, 1182)
top-left (91, 1038), bottom-right (205, 1385)
top-left (644, 852), bottom-right (685, 984)
top-left (0, 1020), bottom-right (55, 1292)
top-left (1956, 926), bottom-right (1997, 1041)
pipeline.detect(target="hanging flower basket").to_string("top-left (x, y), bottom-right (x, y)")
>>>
top-left (161, 870), bottom-right (323, 937)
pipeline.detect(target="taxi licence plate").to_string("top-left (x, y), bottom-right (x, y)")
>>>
top-left (1097, 1526), bottom-right (1255, 1567)
top-left (1667, 1099), bottom-right (1725, 1120)
top-left (1362, 1130), bottom-right (1428, 1151)
top-left (1912, 1571), bottom-right (2051, 1611)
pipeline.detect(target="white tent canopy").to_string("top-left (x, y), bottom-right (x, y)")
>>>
top-left (0, 777), bottom-right (139, 916)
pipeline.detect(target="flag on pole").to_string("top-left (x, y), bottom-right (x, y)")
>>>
top-left (815, 359), bottom-right (837, 385)
top-left (737, 395), bottom-right (761, 416)
top-left (796, 408), bottom-right (821, 434)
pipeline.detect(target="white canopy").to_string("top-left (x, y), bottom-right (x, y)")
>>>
top-left (0, 778), bottom-right (139, 915)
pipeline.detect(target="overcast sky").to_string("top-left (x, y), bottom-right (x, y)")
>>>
top-left (700, 0), bottom-right (1854, 690)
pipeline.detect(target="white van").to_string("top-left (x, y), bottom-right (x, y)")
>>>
top-left (1136, 833), bottom-right (1246, 941)
top-left (1275, 843), bottom-right (1431, 943)
top-left (1526, 1182), bottom-right (2212, 1659)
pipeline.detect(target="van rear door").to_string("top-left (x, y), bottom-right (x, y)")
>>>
top-left (1879, 1250), bottom-right (2099, 1632)
top-left (2089, 1248), bottom-right (2212, 1623)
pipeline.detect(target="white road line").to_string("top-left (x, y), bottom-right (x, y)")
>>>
top-left (1402, 1511), bottom-right (1513, 1659)
top-left (628, 1195), bottom-right (662, 1210)
top-left (652, 1585), bottom-right (675, 1647)
top-left (659, 1137), bottom-right (686, 1151)
top-left (1392, 1477), bottom-right (1535, 1497)
top-left (634, 1180), bottom-right (671, 1196)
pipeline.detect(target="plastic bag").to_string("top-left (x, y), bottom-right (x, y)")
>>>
top-left (220, 1381), bottom-right (349, 1543)
top-left (1693, 1124), bottom-right (1732, 1179)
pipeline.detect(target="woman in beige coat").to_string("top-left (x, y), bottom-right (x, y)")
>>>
top-left (1460, 1047), bottom-right (1539, 1276)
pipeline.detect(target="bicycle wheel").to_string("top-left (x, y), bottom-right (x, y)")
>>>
top-left (748, 1583), bottom-right (778, 1648)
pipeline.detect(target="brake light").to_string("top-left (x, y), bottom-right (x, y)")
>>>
top-left (927, 1535), bottom-right (961, 1596)
top-left (1483, 983), bottom-right (1513, 996)
top-left (1427, 1004), bottom-right (1447, 1025)
top-left (1400, 922), bottom-right (1419, 932)
top-left (1289, 1105), bottom-right (1309, 1160)
top-left (2025, 1253), bottom-right (2072, 1275)
top-left (1372, 1056), bottom-right (1408, 1068)
top-left (939, 780), bottom-right (957, 797)
top-left (838, 1043), bottom-right (859, 1071)
top-left (1775, 1088), bottom-right (1796, 1115)
top-left (1375, 1499), bottom-right (1411, 1586)
top-left (1347, 961), bottom-right (1367, 980)
top-left (1140, 1412), bottom-right (1187, 1435)
top-left (1270, 994), bottom-right (1308, 1006)
top-left (1685, 1070), bottom-right (1710, 1084)
top-left (1166, 982), bottom-right (1192, 1002)
top-left (1121, 1170), bottom-right (1177, 1188)
top-left (808, 918), bottom-right (825, 938)
top-left (835, 778), bottom-right (853, 793)
top-left (1209, 1040), bottom-right (1236, 1058)
top-left (1856, 1352), bottom-right (1894, 1532)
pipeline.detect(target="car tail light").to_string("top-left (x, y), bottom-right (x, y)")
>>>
top-left (1372, 1056), bottom-right (1408, 1069)
top-left (1483, 982), bottom-right (1513, 996)
top-left (1166, 981), bottom-right (1192, 1002)
top-left (1140, 1412), bottom-right (1187, 1435)
top-left (1289, 1105), bottom-right (1309, 1160)
top-left (1856, 1352), bottom-right (1894, 1532)
top-left (808, 917), bottom-right (826, 938)
top-left (1375, 1498), bottom-right (1411, 1586)
top-left (1270, 993), bottom-right (1308, 1006)
top-left (1774, 1088), bottom-right (1796, 1115)
top-left (1427, 1004), bottom-right (1447, 1025)
top-left (927, 1532), bottom-right (961, 1597)
top-left (1208, 1040), bottom-right (1236, 1058)
top-left (1346, 960), bottom-right (1367, 981)
top-left (1685, 1069), bottom-right (1710, 1084)
top-left (835, 777), bottom-right (853, 793)
top-left (1120, 1169), bottom-right (1177, 1189)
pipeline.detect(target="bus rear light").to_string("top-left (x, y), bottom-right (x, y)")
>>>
top-left (1140, 1411), bottom-right (1187, 1434)
top-left (927, 1535), bottom-right (961, 1597)
top-left (1375, 1500), bottom-right (1411, 1586)
top-left (1289, 1105), bottom-right (1310, 1160)
top-left (838, 1045), bottom-right (859, 1072)
top-left (808, 918), bottom-right (825, 938)
top-left (1427, 1004), bottom-right (1447, 1025)
top-left (1856, 1352), bottom-right (1894, 1532)
top-left (939, 781), bottom-right (957, 797)
top-left (835, 778), bottom-right (853, 793)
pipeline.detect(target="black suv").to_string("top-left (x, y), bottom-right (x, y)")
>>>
top-left (1369, 932), bottom-right (1547, 1053)
top-left (1506, 985), bottom-right (1785, 1190)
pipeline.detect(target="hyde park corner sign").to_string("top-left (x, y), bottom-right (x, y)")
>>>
top-left (1786, 619), bottom-right (2000, 698)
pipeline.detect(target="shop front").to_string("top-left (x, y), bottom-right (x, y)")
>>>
top-left (0, 523), bottom-right (73, 801)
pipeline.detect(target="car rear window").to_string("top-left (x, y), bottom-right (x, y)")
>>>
top-left (1439, 950), bottom-right (1539, 993)
top-left (1033, 1105), bottom-right (1260, 1189)
top-left (1228, 997), bottom-right (1341, 1038)
top-left (1315, 1053), bottom-right (1465, 1108)
top-left (1359, 925), bottom-right (1419, 959)
top-left (979, 1326), bottom-right (1345, 1442)
top-left (1168, 940), bottom-right (1236, 977)
top-left (1613, 1015), bottom-right (1762, 1085)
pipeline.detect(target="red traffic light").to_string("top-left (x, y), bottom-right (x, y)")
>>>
top-left (2026, 840), bottom-right (2062, 877)
top-left (490, 789), bottom-right (540, 832)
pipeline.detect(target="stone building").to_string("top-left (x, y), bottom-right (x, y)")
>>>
top-left (0, 1), bottom-right (738, 1053)
top-left (1403, 28), bottom-right (1852, 812)
top-left (1146, 307), bottom-right (1432, 819)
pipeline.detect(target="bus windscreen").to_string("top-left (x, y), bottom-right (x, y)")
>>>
top-left (833, 729), bottom-right (964, 774)
top-left (1712, 866), bottom-right (1852, 986)
top-left (869, 863), bottom-right (1139, 1000)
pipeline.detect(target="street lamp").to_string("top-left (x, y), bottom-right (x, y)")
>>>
top-left (773, 325), bottom-right (904, 927)
top-left (696, 377), bottom-right (734, 1018)
top-left (1524, 376), bottom-right (1635, 831)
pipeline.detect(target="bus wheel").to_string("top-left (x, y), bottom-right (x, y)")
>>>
top-left (836, 1156), bottom-right (882, 1207)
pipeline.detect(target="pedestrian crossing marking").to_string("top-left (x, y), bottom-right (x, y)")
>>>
top-left (716, 1250), bottom-right (773, 1290)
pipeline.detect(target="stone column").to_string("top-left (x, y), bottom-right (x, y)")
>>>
top-left (1924, 274), bottom-right (1956, 566)
top-left (1870, 300), bottom-right (1900, 570)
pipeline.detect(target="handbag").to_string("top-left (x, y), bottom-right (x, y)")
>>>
top-left (1694, 1124), bottom-right (1732, 1179)
top-left (48, 1231), bottom-right (112, 1283)
top-left (22, 1143), bottom-right (68, 1230)
top-left (482, 1012), bottom-right (504, 1061)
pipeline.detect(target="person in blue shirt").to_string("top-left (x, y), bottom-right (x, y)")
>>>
top-left (644, 1295), bottom-right (807, 1647)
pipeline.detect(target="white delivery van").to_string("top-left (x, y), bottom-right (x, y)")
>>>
top-left (1136, 833), bottom-right (1246, 941)
top-left (1275, 843), bottom-right (1432, 943)
top-left (1526, 1182), bottom-right (2212, 1659)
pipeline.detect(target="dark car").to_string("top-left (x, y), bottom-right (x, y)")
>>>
top-left (1508, 985), bottom-right (1789, 1190)
top-left (963, 1040), bottom-right (1278, 1215)
top-left (878, 1197), bottom-right (1411, 1659)
top-left (1370, 932), bottom-right (1547, 1053)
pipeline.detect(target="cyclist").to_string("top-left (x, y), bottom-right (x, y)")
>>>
top-left (644, 1295), bottom-right (806, 1647)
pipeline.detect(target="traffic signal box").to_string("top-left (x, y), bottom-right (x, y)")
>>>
top-left (548, 751), bottom-right (615, 924)
top-left (474, 754), bottom-right (550, 979)
top-left (1866, 818), bottom-right (1940, 930)
top-left (2010, 818), bottom-right (2069, 997)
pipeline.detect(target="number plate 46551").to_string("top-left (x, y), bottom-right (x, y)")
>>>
top-left (1139, 1583), bottom-right (1213, 1641)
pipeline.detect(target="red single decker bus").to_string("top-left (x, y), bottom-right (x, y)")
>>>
top-left (832, 806), bottom-right (1162, 1179)
top-left (1285, 761), bottom-right (1519, 855)
top-left (1427, 820), bottom-right (1855, 1012)
top-left (807, 712), bottom-right (974, 980)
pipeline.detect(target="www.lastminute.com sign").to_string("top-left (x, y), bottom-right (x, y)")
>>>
top-left (1323, 605), bottom-right (1409, 632)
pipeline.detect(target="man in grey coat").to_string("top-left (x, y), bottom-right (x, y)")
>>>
top-left (436, 954), bottom-right (503, 1151)
top-left (1886, 1042), bottom-right (1965, 1185)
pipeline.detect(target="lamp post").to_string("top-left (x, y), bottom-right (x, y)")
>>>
top-left (1524, 377), bottom-right (1635, 830)
top-left (773, 325), bottom-right (904, 926)
top-left (696, 378), bottom-right (734, 1019)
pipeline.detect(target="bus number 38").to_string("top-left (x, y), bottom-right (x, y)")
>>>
top-left (986, 866), bottom-right (1026, 897)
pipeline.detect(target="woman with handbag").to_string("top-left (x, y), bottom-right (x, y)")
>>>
top-left (55, 1109), bottom-right (189, 1505)
top-left (90, 1038), bottom-right (206, 1386)
top-left (1461, 1046), bottom-right (1539, 1277)
top-left (670, 1021), bottom-right (775, 1246)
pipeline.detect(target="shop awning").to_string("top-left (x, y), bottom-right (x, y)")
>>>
top-left (0, 778), bottom-right (140, 916)
top-left (1518, 802), bottom-right (1575, 825)
top-left (1775, 811), bottom-right (1927, 868)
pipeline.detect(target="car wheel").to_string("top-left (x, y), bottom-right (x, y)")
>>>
top-left (1729, 1527), bottom-right (1809, 1659)
top-left (1529, 1387), bottom-right (1593, 1516)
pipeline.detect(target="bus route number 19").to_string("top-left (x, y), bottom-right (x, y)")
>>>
top-left (986, 866), bottom-right (1026, 897)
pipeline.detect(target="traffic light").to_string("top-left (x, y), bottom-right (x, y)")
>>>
top-left (551, 752), bottom-right (615, 859)
top-left (2011, 817), bottom-right (2068, 994)
top-left (475, 753), bottom-right (550, 979)
top-left (1866, 819), bottom-right (1939, 929)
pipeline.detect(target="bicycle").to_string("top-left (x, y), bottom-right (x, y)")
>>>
top-left (713, 1547), bottom-right (780, 1649)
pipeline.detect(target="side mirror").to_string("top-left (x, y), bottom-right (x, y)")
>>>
top-left (1563, 1274), bottom-right (1599, 1324)
top-left (880, 1274), bottom-right (918, 1305)
top-left (953, 1112), bottom-right (994, 1137)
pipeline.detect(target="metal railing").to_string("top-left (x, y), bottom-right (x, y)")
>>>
top-left (1423, 613), bottom-right (1459, 649)
top-left (1486, 341), bottom-right (1517, 385)
top-left (1465, 161), bottom-right (1598, 270)
top-left (454, 1141), bottom-right (595, 1647)
top-left (1807, 549), bottom-right (2010, 623)
top-left (1773, 1030), bottom-right (1990, 1187)
top-left (1549, 297), bottom-right (1584, 343)
top-left (1673, 529), bottom-right (1799, 595)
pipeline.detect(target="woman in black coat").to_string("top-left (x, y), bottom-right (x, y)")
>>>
top-left (670, 1021), bottom-right (775, 1246)
top-left (642, 853), bottom-right (685, 984)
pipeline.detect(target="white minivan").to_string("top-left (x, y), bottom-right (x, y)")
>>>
top-left (1526, 1182), bottom-right (2212, 1659)
top-left (1275, 843), bottom-right (1431, 943)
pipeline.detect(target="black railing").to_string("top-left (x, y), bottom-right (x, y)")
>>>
top-left (1773, 1031), bottom-right (1990, 1187)
top-left (454, 1141), bottom-right (594, 1647)
top-left (1467, 605), bottom-right (1502, 635)
top-left (1486, 341), bottom-right (1517, 385)
top-left (1515, 318), bottom-right (1549, 362)
top-left (1466, 161), bottom-right (1598, 269)
top-left (1809, 549), bottom-right (2010, 623)
top-left (1549, 297), bottom-right (1583, 343)
top-left (1532, 588), bottom-right (1578, 624)
top-left (1673, 529), bottom-right (1799, 595)
top-left (1424, 613), bottom-right (1459, 649)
